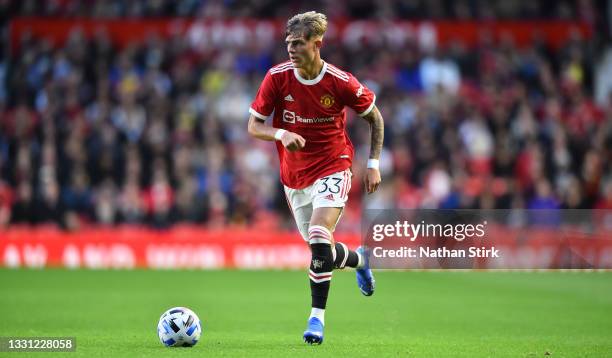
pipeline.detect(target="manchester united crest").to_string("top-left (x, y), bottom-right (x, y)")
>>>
top-left (320, 94), bottom-right (335, 108)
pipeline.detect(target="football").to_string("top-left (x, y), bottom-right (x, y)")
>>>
top-left (157, 307), bottom-right (202, 347)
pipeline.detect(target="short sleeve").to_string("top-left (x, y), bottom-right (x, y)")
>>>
top-left (343, 73), bottom-right (376, 117)
top-left (249, 71), bottom-right (277, 121)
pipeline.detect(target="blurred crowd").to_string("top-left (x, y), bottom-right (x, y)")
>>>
top-left (0, 0), bottom-right (600, 21)
top-left (0, 1), bottom-right (611, 231)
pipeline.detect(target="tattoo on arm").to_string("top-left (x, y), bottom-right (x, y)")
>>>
top-left (362, 106), bottom-right (384, 160)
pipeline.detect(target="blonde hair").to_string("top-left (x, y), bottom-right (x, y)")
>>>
top-left (286, 11), bottom-right (328, 40)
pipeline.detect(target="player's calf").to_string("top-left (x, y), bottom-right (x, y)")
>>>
top-left (333, 242), bottom-right (361, 269)
top-left (308, 225), bottom-right (334, 310)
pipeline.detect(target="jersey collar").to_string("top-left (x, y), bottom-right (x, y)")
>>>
top-left (293, 60), bottom-right (327, 85)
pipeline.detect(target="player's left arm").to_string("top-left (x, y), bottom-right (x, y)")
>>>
top-left (361, 105), bottom-right (384, 194)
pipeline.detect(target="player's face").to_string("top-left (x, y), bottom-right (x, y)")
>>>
top-left (286, 34), bottom-right (317, 68)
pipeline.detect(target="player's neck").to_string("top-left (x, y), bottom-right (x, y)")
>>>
top-left (296, 56), bottom-right (324, 80)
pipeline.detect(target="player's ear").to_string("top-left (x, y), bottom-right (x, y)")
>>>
top-left (314, 38), bottom-right (323, 50)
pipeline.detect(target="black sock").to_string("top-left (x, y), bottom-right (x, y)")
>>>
top-left (333, 242), bottom-right (360, 269)
top-left (309, 243), bottom-right (333, 309)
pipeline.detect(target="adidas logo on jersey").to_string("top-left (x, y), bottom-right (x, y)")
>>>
top-left (356, 84), bottom-right (364, 97)
top-left (284, 94), bottom-right (294, 101)
top-left (324, 194), bottom-right (334, 201)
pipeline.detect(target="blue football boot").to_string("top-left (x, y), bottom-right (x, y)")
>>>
top-left (356, 246), bottom-right (375, 296)
top-left (303, 317), bottom-right (324, 345)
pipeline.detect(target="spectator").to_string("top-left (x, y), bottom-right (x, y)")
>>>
top-left (0, 0), bottom-right (609, 232)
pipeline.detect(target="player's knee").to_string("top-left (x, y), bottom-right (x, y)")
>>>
top-left (308, 225), bottom-right (332, 246)
top-left (308, 228), bottom-right (333, 264)
top-left (310, 208), bottom-right (342, 236)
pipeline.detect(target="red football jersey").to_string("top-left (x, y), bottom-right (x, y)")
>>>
top-left (249, 61), bottom-right (376, 189)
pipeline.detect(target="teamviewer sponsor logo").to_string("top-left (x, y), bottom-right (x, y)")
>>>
top-left (283, 109), bottom-right (296, 123)
top-left (282, 109), bottom-right (334, 124)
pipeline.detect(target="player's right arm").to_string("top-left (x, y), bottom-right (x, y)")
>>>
top-left (247, 115), bottom-right (306, 152)
top-left (248, 69), bottom-right (306, 151)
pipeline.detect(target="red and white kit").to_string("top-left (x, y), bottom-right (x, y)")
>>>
top-left (250, 60), bottom-right (375, 240)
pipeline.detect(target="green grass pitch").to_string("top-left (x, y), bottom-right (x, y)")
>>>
top-left (1, 269), bottom-right (611, 357)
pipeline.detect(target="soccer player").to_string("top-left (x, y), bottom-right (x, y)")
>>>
top-left (247, 11), bottom-right (384, 345)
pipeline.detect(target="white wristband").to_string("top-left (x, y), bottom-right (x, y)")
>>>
top-left (274, 129), bottom-right (287, 141)
top-left (367, 159), bottom-right (379, 169)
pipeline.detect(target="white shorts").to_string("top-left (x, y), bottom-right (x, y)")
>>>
top-left (284, 169), bottom-right (352, 242)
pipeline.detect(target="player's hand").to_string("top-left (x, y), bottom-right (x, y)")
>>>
top-left (364, 168), bottom-right (381, 194)
top-left (280, 131), bottom-right (306, 152)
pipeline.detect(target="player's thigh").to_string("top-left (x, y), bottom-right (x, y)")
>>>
top-left (284, 186), bottom-right (313, 242)
top-left (309, 169), bottom-right (352, 238)
top-left (309, 207), bottom-right (342, 245)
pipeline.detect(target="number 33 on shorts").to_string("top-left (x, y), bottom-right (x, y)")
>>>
top-left (313, 169), bottom-right (352, 207)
